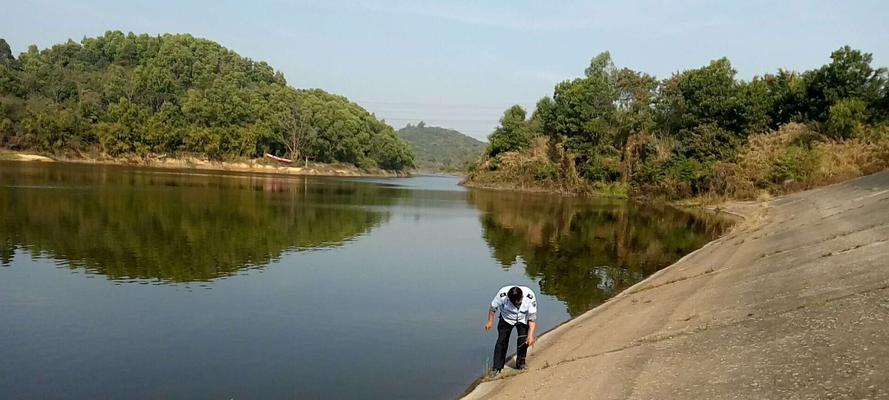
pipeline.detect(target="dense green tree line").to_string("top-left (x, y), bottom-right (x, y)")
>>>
top-left (0, 32), bottom-right (414, 170)
top-left (477, 47), bottom-right (889, 196)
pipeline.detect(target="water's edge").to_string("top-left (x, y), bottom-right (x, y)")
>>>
top-left (0, 150), bottom-right (411, 178)
top-left (459, 205), bottom-right (747, 398)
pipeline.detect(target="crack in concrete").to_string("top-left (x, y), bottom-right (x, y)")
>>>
top-left (626, 267), bottom-right (723, 295)
top-left (831, 238), bottom-right (889, 256)
top-left (758, 222), bottom-right (889, 261)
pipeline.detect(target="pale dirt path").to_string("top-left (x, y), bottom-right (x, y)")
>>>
top-left (464, 171), bottom-right (889, 400)
top-left (10, 153), bottom-right (54, 162)
top-left (0, 150), bottom-right (407, 177)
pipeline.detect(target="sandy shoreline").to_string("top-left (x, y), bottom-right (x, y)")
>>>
top-left (464, 171), bottom-right (889, 399)
top-left (0, 150), bottom-right (410, 178)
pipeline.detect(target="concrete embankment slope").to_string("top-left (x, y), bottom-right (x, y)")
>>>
top-left (465, 171), bottom-right (889, 400)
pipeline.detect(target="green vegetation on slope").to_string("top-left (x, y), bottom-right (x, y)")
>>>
top-left (0, 32), bottom-right (414, 170)
top-left (396, 121), bottom-right (486, 172)
top-left (466, 47), bottom-right (889, 198)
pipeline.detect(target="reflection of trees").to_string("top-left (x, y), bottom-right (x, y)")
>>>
top-left (0, 164), bottom-right (402, 282)
top-left (470, 191), bottom-right (731, 316)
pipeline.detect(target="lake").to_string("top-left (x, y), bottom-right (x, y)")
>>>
top-left (0, 161), bottom-right (730, 399)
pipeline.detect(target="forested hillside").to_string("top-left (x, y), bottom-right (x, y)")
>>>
top-left (466, 47), bottom-right (889, 198)
top-left (0, 32), bottom-right (414, 170)
top-left (397, 121), bottom-right (485, 172)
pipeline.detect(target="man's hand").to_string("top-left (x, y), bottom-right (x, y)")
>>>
top-left (485, 308), bottom-right (496, 331)
top-left (526, 335), bottom-right (536, 346)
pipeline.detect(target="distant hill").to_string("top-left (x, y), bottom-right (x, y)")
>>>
top-left (397, 122), bottom-right (486, 172)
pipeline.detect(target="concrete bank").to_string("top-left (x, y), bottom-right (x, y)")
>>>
top-left (465, 171), bottom-right (889, 399)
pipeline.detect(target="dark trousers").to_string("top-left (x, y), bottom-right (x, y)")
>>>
top-left (492, 316), bottom-right (529, 371)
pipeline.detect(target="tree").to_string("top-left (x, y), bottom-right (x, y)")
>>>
top-left (487, 105), bottom-right (531, 157)
top-left (657, 58), bottom-right (741, 137)
top-left (0, 39), bottom-right (14, 65)
top-left (613, 67), bottom-right (657, 142)
top-left (542, 52), bottom-right (624, 180)
top-left (584, 51), bottom-right (616, 80)
top-left (276, 105), bottom-right (315, 159)
top-left (735, 77), bottom-right (775, 134)
top-left (529, 96), bottom-right (554, 138)
top-left (802, 46), bottom-right (888, 123)
top-left (547, 52), bottom-right (619, 146)
top-left (826, 98), bottom-right (867, 139)
top-left (765, 69), bottom-right (806, 126)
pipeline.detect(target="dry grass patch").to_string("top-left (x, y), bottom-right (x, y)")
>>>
top-left (711, 123), bottom-right (889, 199)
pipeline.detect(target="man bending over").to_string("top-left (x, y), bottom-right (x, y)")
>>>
top-left (485, 285), bottom-right (537, 374)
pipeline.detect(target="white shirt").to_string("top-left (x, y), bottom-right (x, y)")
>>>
top-left (490, 285), bottom-right (538, 325)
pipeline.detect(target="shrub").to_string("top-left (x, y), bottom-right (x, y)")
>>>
top-left (576, 151), bottom-right (621, 182)
top-left (709, 161), bottom-right (756, 199)
top-left (529, 159), bottom-right (558, 181)
top-left (0, 117), bottom-right (12, 145)
top-left (771, 144), bottom-right (821, 184)
top-left (711, 123), bottom-right (889, 197)
top-left (815, 138), bottom-right (889, 182)
top-left (736, 123), bottom-right (816, 187)
top-left (827, 98), bottom-right (867, 139)
top-left (95, 122), bottom-right (134, 155)
top-left (683, 123), bottom-right (743, 162)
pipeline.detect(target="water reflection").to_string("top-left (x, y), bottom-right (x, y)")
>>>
top-left (0, 162), bottom-right (731, 311)
top-left (469, 190), bottom-right (731, 316)
top-left (0, 163), bottom-right (736, 399)
top-left (0, 163), bottom-right (398, 282)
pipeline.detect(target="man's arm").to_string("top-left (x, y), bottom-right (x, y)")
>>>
top-left (527, 320), bottom-right (537, 345)
top-left (484, 308), bottom-right (496, 331)
top-left (526, 295), bottom-right (538, 345)
top-left (486, 289), bottom-right (506, 331)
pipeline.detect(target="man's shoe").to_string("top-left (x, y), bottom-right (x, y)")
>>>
top-left (515, 363), bottom-right (527, 370)
top-left (489, 369), bottom-right (501, 378)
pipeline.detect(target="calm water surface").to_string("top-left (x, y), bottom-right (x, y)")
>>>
top-left (0, 161), bottom-right (730, 399)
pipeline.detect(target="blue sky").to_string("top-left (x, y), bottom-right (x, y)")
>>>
top-left (4, 0), bottom-right (889, 140)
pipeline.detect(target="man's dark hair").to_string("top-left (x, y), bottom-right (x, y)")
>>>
top-left (507, 286), bottom-right (523, 304)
